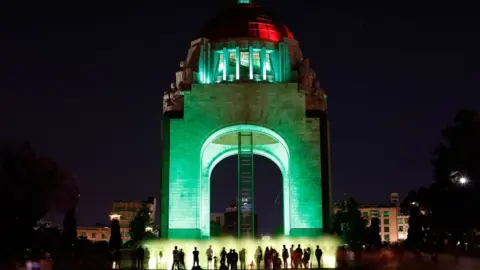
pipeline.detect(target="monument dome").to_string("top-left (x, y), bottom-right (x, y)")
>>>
top-left (201, 2), bottom-right (294, 42)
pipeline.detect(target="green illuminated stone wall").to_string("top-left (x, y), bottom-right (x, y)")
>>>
top-left (165, 82), bottom-right (323, 239)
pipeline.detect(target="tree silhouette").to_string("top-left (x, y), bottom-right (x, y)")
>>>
top-left (431, 110), bottom-right (480, 246)
top-left (109, 219), bottom-right (122, 250)
top-left (129, 204), bottom-right (153, 243)
top-left (366, 218), bottom-right (381, 249)
top-left (0, 141), bottom-right (78, 265)
top-left (333, 198), bottom-right (367, 252)
top-left (402, 190), bottom-right (425, 250)
top-left (61, 208), bottom-right (78, 249)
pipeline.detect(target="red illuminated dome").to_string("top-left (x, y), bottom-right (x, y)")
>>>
top-left (201, 2), bottom-right (294, 42)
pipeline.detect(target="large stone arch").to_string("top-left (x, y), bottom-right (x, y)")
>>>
top-left (199, 124), bottom-right (290, 238)
top-left (162, 83), bottom-right (326, 239)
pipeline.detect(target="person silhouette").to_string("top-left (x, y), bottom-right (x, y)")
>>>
top-left (289, 245), bottom-right (294, 269)
top-left (193, 247), bottom-right (200, 267)
top-left (302, 248), bottom-right (310, 269)
top-left (227, 249), bottom-right (233, 269)
top-left (264, 247), bottom-right (270, 270)
top-left (255, 246), bottom-right (262, 269)
top-left (158, 249), bottom-right (164, 269)
top-left (221, 247), bottom-right (227, 266)
top-left (239, 248), bottom-right (246, 270)
top-left (172, 246), bottom-right (180, 270)
top-left (232, 249), bottom-right (238, 270)
top-left (180, 249), bottom-right (185, 269)
top-left (314, 246), bottom-right (322, 268)
top-left (282, 245), bottom-right (289, 269)
top-left (294, 245), bottom-right (303, 269)
top-left (207, 245), bottom-right (214, 270)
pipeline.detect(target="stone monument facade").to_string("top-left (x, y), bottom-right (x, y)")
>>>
top-left (161, 1), bottom-right (332, 239)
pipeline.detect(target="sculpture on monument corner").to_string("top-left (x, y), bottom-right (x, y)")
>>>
top-left (299, 58), bottom-right (327, 111)
top-left (163, 82), bottom-right (183, 113)
top-left (175, 60), bottom-right (193, 91)
top-left (298, 58), bottom-right (316, 91)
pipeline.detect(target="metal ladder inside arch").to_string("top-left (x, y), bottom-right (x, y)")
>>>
top-left (237, 131), bottom-right (255, 238)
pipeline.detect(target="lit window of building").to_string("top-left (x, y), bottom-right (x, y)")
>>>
top-left (77, 226), bottom-right (110, 242)
top-left (334, 193), bottom-right (409, 243)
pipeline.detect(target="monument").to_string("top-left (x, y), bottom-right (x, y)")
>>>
top-left (161, 0), bottom-right (332, 240)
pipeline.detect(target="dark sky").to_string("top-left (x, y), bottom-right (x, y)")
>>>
top-left (2, 0), bottom-right (479, 233)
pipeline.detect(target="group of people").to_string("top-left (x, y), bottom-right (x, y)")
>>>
top-left (170, 244), bottom-right (324, 270)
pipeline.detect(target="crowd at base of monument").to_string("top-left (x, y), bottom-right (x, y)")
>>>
top-left (115, 236), bottom-right (341, 270)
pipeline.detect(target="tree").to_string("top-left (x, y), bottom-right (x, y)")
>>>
top-left (109, 219), bottom-right (122, 250)
top-left (366, 217), bottom-right (381, 248)
top-left (333, 198), bottom-right (367, 252)
top-left (129, 204), bottom-right (153, 243)
top-left (431, 110), bottom-right (480, 246)
top-left (32, 221), bottom-right (62, 260)
top-left (402, 190), bottom-right (425, 250)
top-left (0, 141), bottom-right (78, 265)
top-left (61, 209), bottom-right (78, 249)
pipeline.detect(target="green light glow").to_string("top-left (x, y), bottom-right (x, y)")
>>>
top-left (222, 48), bottom-right (227, 81)
top-left (235, 47), bottom-right (240, 80)
top-left (144, 236), bottom-right (341, 269)
top-left (249, 46), bottom-right (253, 80)
top-left (165, 83), bottom-right (324, 239)
top-left (237, 0), bottom-right (251, 3)
top-left (212, 46), bottom-right (281, 83)
top-left (201, 125), bottom-right (291, 238)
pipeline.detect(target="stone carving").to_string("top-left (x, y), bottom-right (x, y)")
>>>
top-left (298, 58), bottom-right (316, 91)
top-left (175, 60), bottom-right (193, 91)
top-left (299, 58), bottom-right (327, 112)
top-left (163, 82), bottom-right (184, 113)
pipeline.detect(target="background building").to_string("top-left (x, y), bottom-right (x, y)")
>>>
top-left (359, 204), bottom-right (409, 242)
top-left (110, 197), bottom-right (156, 241)
top-left (335, 192), bottom-right (409, 243)
top-left (210, 212), bottom-right (225, 227)
top-left (210, 201), bottom-right (259, 237)
top-left (77, 224), bottom-right (110, 242)
top-left (224, 201), bottom-right (258, 237)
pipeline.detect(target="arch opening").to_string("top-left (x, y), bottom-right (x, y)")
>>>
top-left (200, 124), bottom-right (290, 238)
top-left (210, 155), bottom-right (283, 237)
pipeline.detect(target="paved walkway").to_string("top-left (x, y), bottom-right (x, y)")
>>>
top-left (381, 254), bottom-right (480, 270)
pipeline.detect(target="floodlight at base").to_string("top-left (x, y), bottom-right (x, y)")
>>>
top-left (144, 235), bottom-right (341, 270)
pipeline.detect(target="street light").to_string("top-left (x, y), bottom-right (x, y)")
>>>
top-left (458, 176), bottom-right (469, 185)
top-left (450, 171), bottom-right (470, 186)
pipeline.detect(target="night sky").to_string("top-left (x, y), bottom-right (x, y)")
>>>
top-left (2, 0), bottom-right (479, 234)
